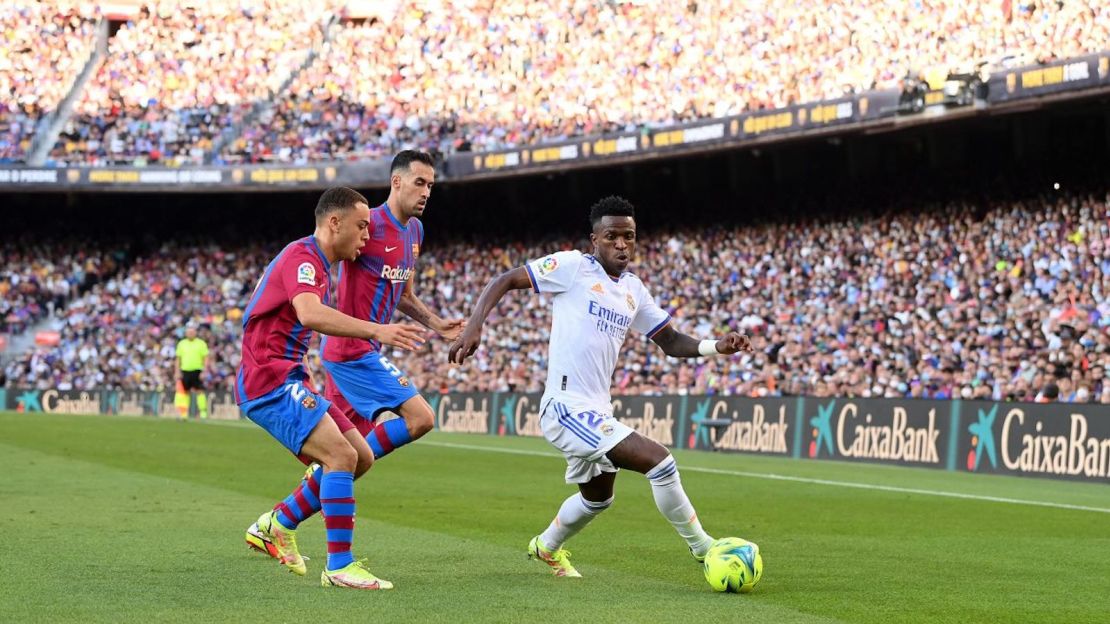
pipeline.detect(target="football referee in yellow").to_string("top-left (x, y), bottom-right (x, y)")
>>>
top-left (175, 323), bottom-right (209, 418)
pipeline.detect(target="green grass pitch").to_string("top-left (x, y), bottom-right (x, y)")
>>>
top-left (2, 411), bottom-right (1108, 623)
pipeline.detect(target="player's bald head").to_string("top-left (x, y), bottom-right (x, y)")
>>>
top-left (315, 187), bottom-right (369, 224)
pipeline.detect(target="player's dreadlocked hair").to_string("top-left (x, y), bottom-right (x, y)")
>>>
top-left (315, 187), bottom-right (368, 223)
top-left (588, 195), bottom-right (636, 228)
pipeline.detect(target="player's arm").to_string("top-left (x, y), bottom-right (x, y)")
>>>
top-left (397, 275), bottom-right (465, 340)
top-left (448, 267), bottom-right (532, 364)
top-left (291, 292), bottom-right (425, 350)
top-left (650, 325), bottom-right (754, 358)
top-left (173, 341), bottom-right (182, 379)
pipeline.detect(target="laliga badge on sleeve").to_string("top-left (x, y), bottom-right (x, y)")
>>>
top-left (297, 262), bottom-right (316, 285)
top-left (537, 256), bottom-right (558, 276)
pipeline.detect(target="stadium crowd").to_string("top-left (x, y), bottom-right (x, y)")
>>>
top-left (4, 189), bottom-right (1108, 403)
top-left (49, 0), bottom-right (336, 166)
top-left (0, 240), bottom-right (122, 337)
top-left (225, 0), bottom-right (1110, 162)
top-left (2, 242), bottom-right (262, 391)
top-left (7, 0), bottom-right (1107, 164)
top-left (0, 3), bottom-right (100, 163)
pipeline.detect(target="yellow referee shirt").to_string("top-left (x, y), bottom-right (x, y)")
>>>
top-left (176, 337), bottom-right (209, 372)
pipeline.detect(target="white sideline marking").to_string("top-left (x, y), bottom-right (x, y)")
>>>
top-left (194, 420), bottom-right (1110, 515)
top-left (421, 441), bottom-right (1110, 515)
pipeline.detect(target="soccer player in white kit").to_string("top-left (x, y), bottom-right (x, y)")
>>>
top-left (449, 196), bottom-right (753, 578)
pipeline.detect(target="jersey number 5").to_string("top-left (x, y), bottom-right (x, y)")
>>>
top-left (378, 356), bottom-right (403, 378)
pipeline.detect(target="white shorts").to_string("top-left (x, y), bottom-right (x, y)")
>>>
top-left (540, 392), bottom-right (635, 484)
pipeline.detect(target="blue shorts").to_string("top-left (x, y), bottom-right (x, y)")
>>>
top-left (322, 351), bottom-right (420, 421)
top-left (240, 377), bottom-right (332, 455)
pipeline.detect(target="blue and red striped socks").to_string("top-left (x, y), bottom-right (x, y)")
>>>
top-left (366, 418), bottom-right (413, 459)
top-left (319, 470), bottom-right (356, 571)
top-left (274, 465), bottom-right (323, 530)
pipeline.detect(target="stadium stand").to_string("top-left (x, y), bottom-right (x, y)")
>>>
top-left (0, 240), bottom-right (122, 336)
top-left (4, 188), bottom-right (1107, 403)
top-left (0, 3), bottom-right (100, 163)
top-left (225, 0), bottom-right (1110, 161)
top-left (4, 1), bottom-right (1104, 164)
top-left (50, 0), bottom-right (336, 166)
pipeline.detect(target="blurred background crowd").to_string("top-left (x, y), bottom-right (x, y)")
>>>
top-left (5, 187), bottom-right (1107, 403)
top-left (3, 1), bottom-right (1108, 165)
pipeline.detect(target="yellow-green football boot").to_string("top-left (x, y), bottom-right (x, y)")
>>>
top-left (527, 535), bottom-right (582, 578)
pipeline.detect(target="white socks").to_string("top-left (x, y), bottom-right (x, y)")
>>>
top-left (647, 454), bottom-right (714, 557)
top-left (539, 492), bottom-right (613, 550)
top-left (537, 455), bottom-right (713, 557)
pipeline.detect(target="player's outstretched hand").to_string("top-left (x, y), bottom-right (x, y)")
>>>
top-left (717, 332), bottom-right (754, 355)
top-left (448, 326), bottom-right (481, 365)
top-left (436, 318), bottom-right (467, 342)
top-left (375, 323), bottom-right (427, 351)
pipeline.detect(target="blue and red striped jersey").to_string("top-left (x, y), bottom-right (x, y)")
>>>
top-left (235, 236), bottom-right (331, 402)
top-left (322, 204), bottom-right (423, 362)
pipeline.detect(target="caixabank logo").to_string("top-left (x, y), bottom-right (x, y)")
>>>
top-left (807, 399), bottom-right (943, 468)
top-left (960, 401), bottom-right (1110, 482)
top-left (965, 405), bottom-right (998, 471)
top-left (686, 397), bottom-right (790, 454)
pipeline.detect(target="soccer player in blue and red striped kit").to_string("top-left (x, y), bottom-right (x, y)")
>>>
top-left (236, 187), bottom-right (424, 590)
top-left (321, 150), bottom-right (464, 457)
top-left (246, 152), bottom-right (464, 581)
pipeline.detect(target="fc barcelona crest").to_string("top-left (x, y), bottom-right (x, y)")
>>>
top-left (301, 395), bottom-right (317, 410)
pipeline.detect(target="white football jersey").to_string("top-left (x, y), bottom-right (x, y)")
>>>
top-left (525, 250), bottom-right (671, 405)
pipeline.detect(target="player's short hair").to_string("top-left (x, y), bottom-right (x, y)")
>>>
top-left (315, 187), bottom-right (368, 223)
top-left (390, 150), bottom-right (435, 176)
top-left (589, 195), bottom-right (636, 228)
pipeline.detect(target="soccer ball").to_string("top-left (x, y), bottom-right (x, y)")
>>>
top-left (703, 537), bottom-right (763, 593)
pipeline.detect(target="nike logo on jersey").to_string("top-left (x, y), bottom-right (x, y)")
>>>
top-left (385, 246), bottom-right (398, 252)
